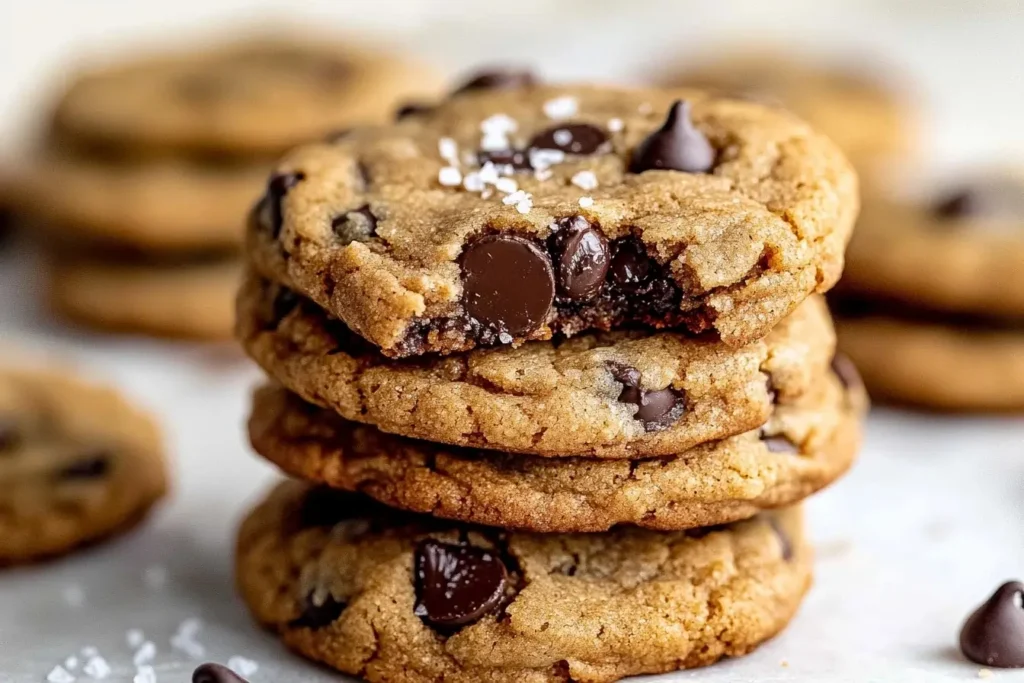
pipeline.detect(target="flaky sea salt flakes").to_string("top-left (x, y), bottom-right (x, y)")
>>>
top-left (438, 138), bottom-right (459, 164)
top-left (494, 177), bottom-right (518, 194)
top-left (515, 196), bottom-right (534, 214)
top-left (83, 656), bottom-right (111, 680)
top-left (126, 630), bottom-right (145, 649)
top-left (227, 657), bottom-right (259, 677)
top-left (171, 617), bottom-right (206, 658)
top-left (132, 641), bottom-right (156, 667)
top-left (481, 113), bottom-right (517, 135)
top-left (502, 190), bottom-right (528, 206)
top-left (578, 196), bottom-right (594, 208)
top-left (535, 168), bottom-right (553, 181)
top-left (80, 647), bottom-right (98, 658)
top-left (143, 565), bottom-right (168, 590)
top-left (607, 118), bottom-right (624, 132)
top-left (462, 172), bottom-right (485, 192)
top-left (552, 129), bottom-right (574, 147)
top-left (63, 585), bottom-right (85, 607)
top-left (64, 657), bottom-right (78, 670)
top-left (133, 666), bottom-right (156, 683)
top-left (477, 162), bottom-right (500, 186)
top-left (438, 167), bottom-right (463, 187)
top-left (47, 665), bottom-right (75, 683)
top-left (498, 332), bottom-right (513, 344)
top-left (571, 171), bottom-right (598, 191)
top-left (544, 96), bottom-right (578, 119)
top-left (529, 148), bottom-right (565, 172)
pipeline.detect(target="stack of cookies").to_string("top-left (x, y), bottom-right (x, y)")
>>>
top-left (8, 37), bottom-right (440, 339)
top-left (234, 81), bottom-right (865, 681)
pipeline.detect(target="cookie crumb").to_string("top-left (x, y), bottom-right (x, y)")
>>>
top-left (544, 96), bottom-right (578, 119)
top-left (47, 665), bottom-right (75, 683)
top-left (227, 656), bottom-right (259, 677)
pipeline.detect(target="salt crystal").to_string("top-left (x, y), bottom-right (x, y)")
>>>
top-left (494, 178), bottom-right (518, 194)
top-left (534, 168), bottom-right (553, 181)
top-left (607, 118), bottom-right (624, 132)
top-left (438, 138), bottom-right (458, 163)
top-left (529, 148), bottom-right (565, 171)
top-left (133, 642), bottom-right (156, 667)
top-left (477, 163), bottom-right (500, 185)
top-left (227, 657), bottom-right (259, 677)
top-left (462, 172), bottom-right (485, 192)
top-left (552, 129), bottom-right (574, 147)
top-left (498, 333), bottom-right (513, 344)
top-left (133, 665), bottom-right (156, 683)
top-left (64, 657), bottom-right (78, 671)
top-left (83, 656), bottom-right (111, 680)
top-left (571, 171), bottom-right (598, 191)
top-left (480, 114), bottom-right (518, 135)
top-left (126, 630), bottom-right (145, 649)
top-left (80, 647), bottom-right (98, 658)
top-left (578, 196), bottom-right (595, 208)
top-left (515, 197), bottom-right (533, 214)
top-left (47, 666), bottom-right (75, 683)
top-left (63, 585), bottom-right (85, 607)
top-left (502, 190), bottom-right (527, 206)
top-left (143, 565), bottom-right (168, 590)
top-left (544, 96), bottom-right (578, 119)
top-left (438, 167), bottom-right (463, 187)
top-left (479, 132), bottom-right (510, 152)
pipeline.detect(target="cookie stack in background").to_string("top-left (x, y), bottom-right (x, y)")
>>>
top-left (6, 35), bottom-right (442, 339)
top-left (234, 80), bottom-right (866, 681)
top-left (832, 175), bottom-right (1024, 411)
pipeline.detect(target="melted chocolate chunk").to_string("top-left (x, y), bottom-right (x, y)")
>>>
top-left (460, 235), bottom-right (555, 336)
top-left (608, 362), bottom-right (685, 431)
top-left (414, 539), bottom-right (508, 628)
top-left (529, 123), bottom-right (609, 156)
top-left (56, 454), bottom-right (110, 480)
top-left (332, 205), bottom-right (378, 245)
top-left (452, 69), bottom-right (537, 95)
top-left (960, 581), bottom-right (1024, 668)
top-left (295, 486), bottom-right (358, 529)
top-left (0, 419), bottom-right (20, 453)
top-left (477, 149), bottom-right (533, 171)
top-left (395, 102), bottom-right (434, 120)
top-left (608, 239), bottom-right (654, 292)
top-left (254, 172), bottom-right (305, 239)
top-left (552, 216), bottom-right (610, 300)
top-left (290, 592), bottom-right (348, 630)
top-left (630, 100), bottom-right (715, 174)
top-left (192, 663), bottom-right (249, 683)
top-left (761, 433), bottom-right (800, 454)
top-left (768, 517), bottom-right (794, 561)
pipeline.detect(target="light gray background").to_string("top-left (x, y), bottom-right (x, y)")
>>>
top-left (1, 2), bottom-right (1024, 681)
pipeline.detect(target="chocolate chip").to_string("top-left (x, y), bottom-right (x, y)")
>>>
top-left (56, 454), bottom-right (110, 480)
top-left (461, 235), bottom-right (555, 337)
top-left (629, 100), bottom-right (715, 174)
top-left (0, 419), bottom-right (20, 452)
top-left (762, 433), bottom-right (800, 454)
top-left (608, 239), bottom-right (653, 292)
top-left (553, 216), bottom-right (610, 300)
top-left (478, 149), bottom-right (532, 171)
top-left (290, 592), bottom-right (348, 630)
top-left (332, 205), bottom-right (378, 245)
top-left (270, 287), bottom-right (300, 328)
top-left (768, 516), bottom-right (794, 561)
top-left (414, 539), bottom-right (508, 628)
top-left (254, 172), bottom-right (305, 239)
top-left (452, 69), bottom-right (536, 95)
top-left (193, 663), bottom-right (249, 683)
top-left (608, 362), bottom-right (685, 431)
top-left (831, 353), bottom-right (863, 392)
top-left (296, 487), bottom-right (357, 529)
top-left (395, 102), bottom-right (434, 121)
top-left (960, 581), bottom-right (1024, 668)
top-left (934, 190), bottom-right (977, 219)
top-left (529, 123), bottom-right (609, 156)
top-left (934, 184), bottom-right (1024, 221)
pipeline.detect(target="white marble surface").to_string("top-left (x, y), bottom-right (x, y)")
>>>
top-left (2, 2), bottom-right (1024, 681)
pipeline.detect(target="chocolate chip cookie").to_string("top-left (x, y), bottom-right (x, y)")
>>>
top-left (237, 480), bottom-right (810, 682)
top-left (237, 272), bottom-right (836, 458)
top-left (48, 253), bottom-right (241, 339)
top-left (834, 177), bottom-right (1024, 409)
top-left (246, 84), bottom-right (857, 357)
top-left (12, 151), bottom-right (266, 252)
top-left (669, 49), bottom-right (913, 175)
top-left (52, 36), bottom-right (444, 158)
top-left (248, 364), bottom-right (863, 532)
top-left (0, 366), bottom-right (168, 564)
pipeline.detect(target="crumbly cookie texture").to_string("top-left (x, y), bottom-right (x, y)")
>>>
top-left (840, 180), bottom-right (1024, 319)
top-left (11, 152), bottom-right (267, 252)
top-left (52, 36), bottom-right (445, 157)
top-left (236, 272), bottom-right (836, 458)
top-left (48, 253), bottom-right (241, 340)
top-left (668, 50), bottom-right (913, 174)
top-left (837, 315), bottom-right (1024, 411)
top-left (0, 366), bottom-right (167, 564)
top-left (237, 481), bottom-right (810, 683)
top-left (247, 84), bottom-right (857, 357)
top-left (249, 368), bottom-right (863, 532)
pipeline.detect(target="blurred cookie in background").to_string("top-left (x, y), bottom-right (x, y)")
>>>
top-left (833, 173), bottom-right (1024, 410)
top-left (7, 33), bottom-right (443, 340)
top-left (666, 49), bottom-right (914, 182)
top-left (0, 362), bottom-right (168, 565)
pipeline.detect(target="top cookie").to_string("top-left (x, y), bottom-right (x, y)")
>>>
top-left (669, 50), bottom-right (912, 174)
top-left (839, 176), bottom-right (1024, 318)
top-left (247, 84), bottom-right (858, 358)
top-left (51, 37), bottom-right (444, 157)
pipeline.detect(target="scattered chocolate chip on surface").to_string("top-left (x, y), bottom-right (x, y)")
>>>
top-left (193, 663), bottom-right (249, 683)
top-left (960, 581), bottom-right (1024, 668)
